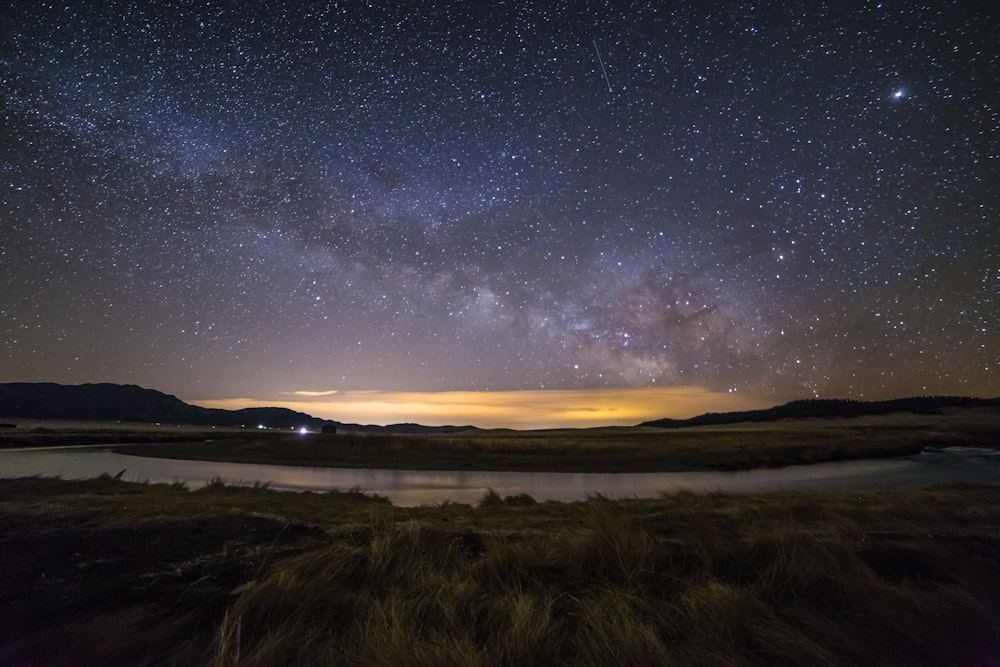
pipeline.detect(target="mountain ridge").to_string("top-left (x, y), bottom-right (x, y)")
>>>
top-left (0, 382), bottom-right (479, 433)
top-left (0, 382), bottom-right (327, 429)
top-left (2, 383), bottom-right (997, 432)
top-left (639, 396), bottom-right (1000, 428)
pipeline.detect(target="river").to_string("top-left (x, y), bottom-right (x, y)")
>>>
top-left (1, 445), bottom-right (998, 507)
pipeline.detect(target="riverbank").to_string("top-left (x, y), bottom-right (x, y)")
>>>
top-left (2, 476), bottom-right (999, 665)
top-left (105, 409), bottom-right (1000, 473)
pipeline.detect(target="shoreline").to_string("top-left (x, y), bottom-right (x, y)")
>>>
top-left (2, 409), bottom-right (998, 474)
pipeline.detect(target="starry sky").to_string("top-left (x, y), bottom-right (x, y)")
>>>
top-left (2, 1), bottom-right (998, 428)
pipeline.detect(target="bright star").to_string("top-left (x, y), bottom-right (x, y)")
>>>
top-left (892, 89), bottom-right (904, 99)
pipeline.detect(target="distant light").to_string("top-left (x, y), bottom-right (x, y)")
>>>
top-left (257, 424), bottom-right (265, 430)
top-left (299, 427), bottom-right (308, 435)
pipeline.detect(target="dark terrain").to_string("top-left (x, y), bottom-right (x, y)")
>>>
top-left (1, 477), bottom-right (999, 666)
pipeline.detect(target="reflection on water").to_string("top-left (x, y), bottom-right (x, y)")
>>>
top-left (1, 446), bottom-right (998, 507)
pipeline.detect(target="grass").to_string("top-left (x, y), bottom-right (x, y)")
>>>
top-left (99, 408), bottom-right (1000, 473)
top-left (1, 476), bottom-right (999, 665)
top-left (0, 420), bottom-right (259, 449)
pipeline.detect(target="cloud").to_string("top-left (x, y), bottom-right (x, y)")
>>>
top-left (191, 386), bottom-right (770, 429)
top-left (285, 389), bottom-right (340, 397)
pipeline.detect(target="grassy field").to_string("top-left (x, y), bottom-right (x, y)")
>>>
top-left (2, 476), bottom-right (999, 666)
top-left (0, 419), bottom-right (260, 449)
top-left (96, 408), bottom-right (1000, 472)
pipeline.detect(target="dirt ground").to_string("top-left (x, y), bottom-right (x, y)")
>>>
top-left (0, 483), bottom-right (327, 666)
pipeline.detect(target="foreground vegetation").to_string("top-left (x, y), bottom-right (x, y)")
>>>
top-left (103, 408), bottom-right (1000, 472)
top-left (2, 476), bottom-right (998, 666)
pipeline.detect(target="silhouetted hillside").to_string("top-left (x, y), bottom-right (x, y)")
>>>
top-left (0, 382), bottom-right (480, 433)
top-left (0, 383), bottom-right (330, 430)
top-left (640, 396), bottom-right (1000, 428)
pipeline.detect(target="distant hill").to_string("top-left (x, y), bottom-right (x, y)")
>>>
top-left (0, 382), bottom-right (331, 430)
top-left (639, 396), bottom-right (1000, 428)
top-left (0, 382), bottom-right (479, 433)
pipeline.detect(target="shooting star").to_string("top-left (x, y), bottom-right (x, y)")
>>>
top-left (593, 39), bottom-right (612, 93)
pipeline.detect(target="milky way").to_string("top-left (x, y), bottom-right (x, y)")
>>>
top-left (2, 1), bottom-right (998, 419)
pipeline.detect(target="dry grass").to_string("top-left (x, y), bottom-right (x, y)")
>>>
top-left (2, 477), bottom-right (999, 666)
top-left (214, 487), bottom-right (1000, 666)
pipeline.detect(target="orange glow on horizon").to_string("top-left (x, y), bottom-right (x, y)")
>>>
top-left (191, 386), bottom-right (771, 429)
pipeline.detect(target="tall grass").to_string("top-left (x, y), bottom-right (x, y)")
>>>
top-left (213, 492), bottom-right (1000, 666)
top-left (4, 477), bottom-right (997, 666)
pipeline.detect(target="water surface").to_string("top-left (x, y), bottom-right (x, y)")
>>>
top-left (1, 446), bottom-right (997, 507)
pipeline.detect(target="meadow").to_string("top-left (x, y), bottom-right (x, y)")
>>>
top-left (1, 475), bottom-right (998, 666)
top-left (106, 407), bottom-right (1000, 472)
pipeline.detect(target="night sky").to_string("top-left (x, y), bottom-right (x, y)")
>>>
top-left (2, 1), bottom-right (998, 427)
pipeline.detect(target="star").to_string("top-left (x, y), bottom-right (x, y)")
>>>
top-left (0, 1), bottom-right (996, 425)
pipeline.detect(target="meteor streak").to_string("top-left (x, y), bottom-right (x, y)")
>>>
top-left (593, 39), bottom-right (612, 93)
